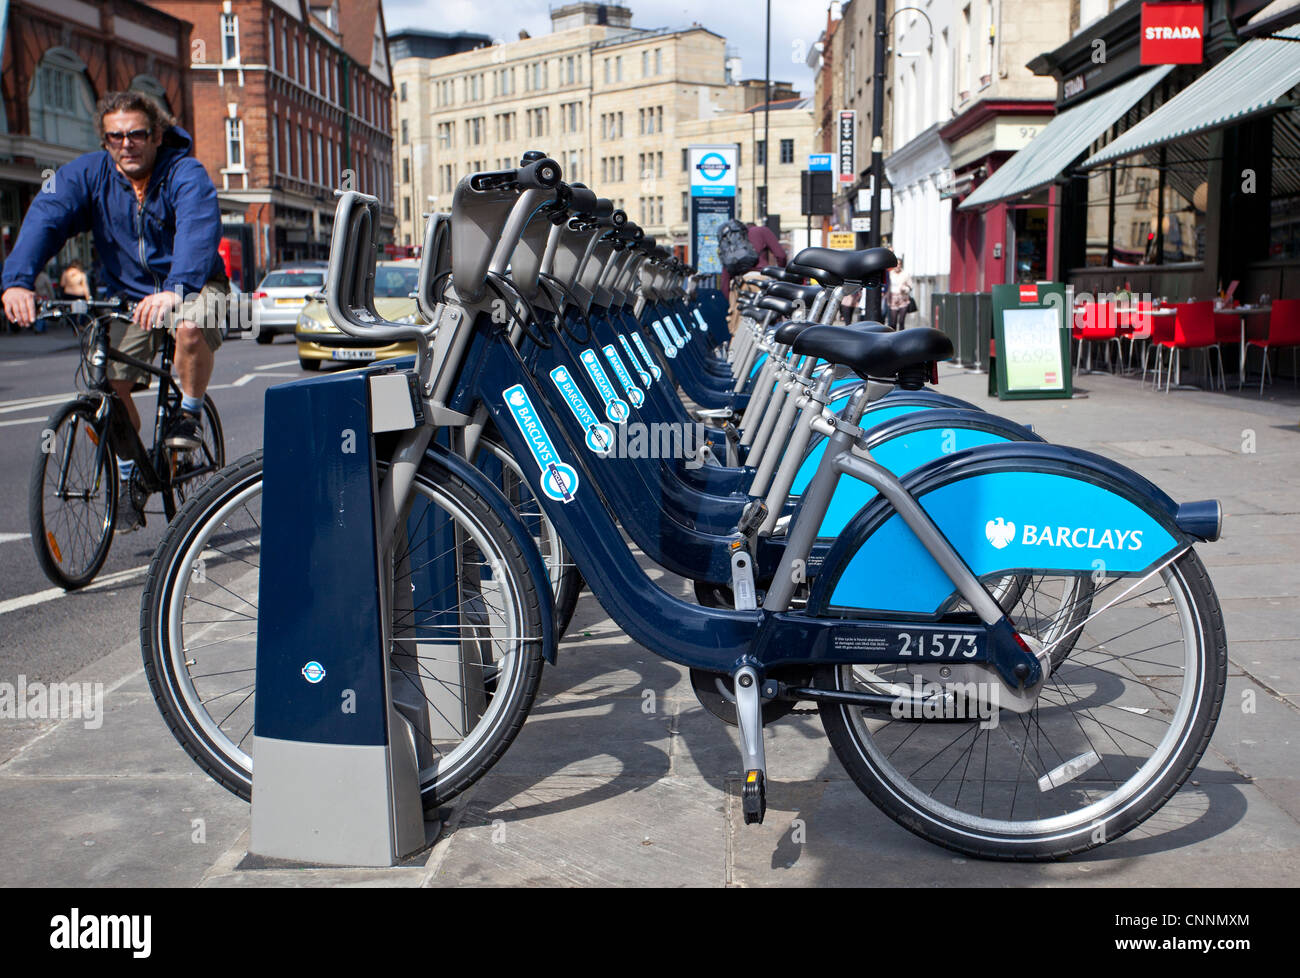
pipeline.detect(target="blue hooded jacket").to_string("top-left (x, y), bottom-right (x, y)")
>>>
top-left (1, 125), bottom-right (224, 300)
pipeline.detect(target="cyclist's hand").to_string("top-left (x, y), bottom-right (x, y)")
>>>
top-left (2, 287), bottom-right (37, 328)
top-left (134, 290), bottom-right (182, 331)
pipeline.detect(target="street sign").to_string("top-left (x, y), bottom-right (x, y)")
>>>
top-left (850, 217), bottom-right (870, 232)
top-left (838, 110), bottom-right (856, 185)
top-left (801, 170), bottom-right (833, 215)
top-left (688, 144), bottom-right (739, 274)
top-left (827, 232), bottom-right (856, 250)
top-left (808, 154), bottom-right (833, 171)
top-left (991, 282), bottom-right (1072, 400)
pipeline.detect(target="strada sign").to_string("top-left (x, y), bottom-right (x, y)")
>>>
top-left (1140, 3), bottom-right (1204, 64)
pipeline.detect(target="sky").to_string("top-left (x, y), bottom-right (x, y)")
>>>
top-left (381, 0), bottom-right (829, 96)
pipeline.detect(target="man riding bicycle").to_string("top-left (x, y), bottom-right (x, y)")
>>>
top-left (1, 91), bottom-right (226, 532)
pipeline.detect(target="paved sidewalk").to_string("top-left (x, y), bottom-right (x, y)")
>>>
top-left (1, 367), bottom-right (1297, 886)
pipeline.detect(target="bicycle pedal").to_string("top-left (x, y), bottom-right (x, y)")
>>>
top-left (722, 421), bottom-right (741, 447)
top-left (741, 770), bottom-right (766, 825)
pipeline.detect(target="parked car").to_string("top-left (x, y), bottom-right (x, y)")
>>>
top-left (294, 261), bottom-right (422, 370)
top-left (251, 267), bottom-right (328, 343)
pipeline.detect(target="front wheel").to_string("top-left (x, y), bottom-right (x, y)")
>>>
top-left (140, 451), bottom-right (547, 809)
top-left (819, 551), bottom-right (1227, 860)
top-left (28, 398), bottom-right (117, 590)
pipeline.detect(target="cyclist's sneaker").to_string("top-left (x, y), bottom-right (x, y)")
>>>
top-left (165, 409), bottom-right (203, 450)
top-left (115, 481), bottom-right (146, 533)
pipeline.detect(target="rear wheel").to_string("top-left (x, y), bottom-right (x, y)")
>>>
top-left (820, 551), bottom-right (1226, 860)
top-left (140, 451), bottom-right (548, 809)
top-left (28, 398), bottom-right (117, 590)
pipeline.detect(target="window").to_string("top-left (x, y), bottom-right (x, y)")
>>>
top-left (271, 113), bottom-right (279, 172)
top-left (657, 152), bottom-right (663, 178)
top-left (402, 158), bottom-right (410, 183)
top-left (400, 81), bottom-right (407, 102)
top-left (617, 156), bottom-right (624, 181)
top-left (467, 116), bottom-right (484, 145)
top-left (642, 50), bottom-right (649, 77)
top-left (437, 122), bottom-right (453, 148)
top-left (639, 108), bottom-right (645, 134)
top-left (617, 112), bottom-right (624, 137)
top-left (221, 12), bottom-right (240, 63)
top-left (780, 139), bottom-right (794, 164)
top-left (756, 140), bottom-right (766, 166)
top-left (268, 17), bottom-right (277, 71)
top-left (403, 197), bottom-right (411, 220)
top-left (225, 116), bottom-right (244, 169)
top-left (681, 192), bottom-right (688, 222)
top-left (616, 56), bottom-right (623, 81)
top-left (401, 119), bottom-right (409, 146)
top-left (682, 148), bottom-right (689, 171)
top-left (28, 50), bottom-right (98, 150)
top-left (604, 57), bottom-right (610, 83)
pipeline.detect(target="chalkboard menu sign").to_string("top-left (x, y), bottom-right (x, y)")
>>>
top-left (991, 282), bottom-right (1072, 400)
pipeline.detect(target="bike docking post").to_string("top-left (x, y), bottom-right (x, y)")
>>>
top-left (249, 363), bottom-right (432, 867)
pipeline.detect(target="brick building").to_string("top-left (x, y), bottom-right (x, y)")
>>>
top-left (0, 0), bottom-right (193, 269)
top-left (152, 0), bottom-right (395, 287)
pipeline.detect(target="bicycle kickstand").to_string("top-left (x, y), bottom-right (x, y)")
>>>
top-left (733, 664), bottom-right (767, 825)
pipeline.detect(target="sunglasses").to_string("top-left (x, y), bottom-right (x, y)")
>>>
top-left (103, 128), bottom-right (153, 146)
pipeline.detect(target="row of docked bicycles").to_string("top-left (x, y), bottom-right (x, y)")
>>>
top-left (141, 153), bottom-right (1228, 860)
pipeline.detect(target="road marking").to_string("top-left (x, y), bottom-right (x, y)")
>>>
top-left (1, 360), bottom-right (32, 367)
top-left (255, 359), bottom-right (299, 370)
top-left (211, 371), bottom-right (297, 391)
top-left (230, 373), bottom-right (257, 387)
top-left (0, 416), bottom-right (48, 428)
top-left (0, 563), bottom-right (150, 617)
top-left (0, 394), bottom-right (75, 414)
top-left (0, 533), bottom-right (31, 544)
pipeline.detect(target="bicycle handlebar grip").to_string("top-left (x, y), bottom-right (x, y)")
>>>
top-left (568, 184), bottom-right (598, 215)
top-left (516, 157), bottom-right (561, 190)
top-left (593, 198), bottom-right (615, 220)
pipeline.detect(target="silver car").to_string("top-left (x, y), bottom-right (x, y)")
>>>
top-left (251, 267), bottom-right (327, 343)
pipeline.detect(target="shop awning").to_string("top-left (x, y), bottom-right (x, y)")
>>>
top-left (958, 65), bottom-right (1173, 210)
top-left (1083, 24), bottom-right (1300, 168)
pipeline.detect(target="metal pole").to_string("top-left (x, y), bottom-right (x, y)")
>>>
top-left (870, 0), bottom-right (887, 248)
top-left (763, 0), bottom-right (771, 219)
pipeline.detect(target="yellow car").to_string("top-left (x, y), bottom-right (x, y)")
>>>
top-left (295, 260), bottom-right (423, 370)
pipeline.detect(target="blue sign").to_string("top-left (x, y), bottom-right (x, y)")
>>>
top-left (602, 345), bottom-right (645, 407)
top-left (550, 366), bottom-right (614, 456)
top-left (651, 320), bottom-right (677, 357)
top-left (579, 348), bottom-right (630, 423)
top-left (630, 333), bottom-right (662, 381)
top-left (301, 660), bottom-right (327, 684)
top-left (808, 153), bottom-right (833, 171)
top-left (618, 334), bottom-right (652, 387)
top-left (502, 384), bottom-right (580, 503)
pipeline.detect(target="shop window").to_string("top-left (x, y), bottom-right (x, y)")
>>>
top-left (1085, 153), bottom-right (1207, 267)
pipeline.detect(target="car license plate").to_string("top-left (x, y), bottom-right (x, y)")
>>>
top-left (275, 297), bottom-right (300, 305)
top-left (332, 349), bottom-right (376, 361)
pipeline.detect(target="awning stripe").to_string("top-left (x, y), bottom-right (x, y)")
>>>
top-left (959, 65), bottom-right (1173, 210)
top-left (1083, 24), bottom-right (1300, 168)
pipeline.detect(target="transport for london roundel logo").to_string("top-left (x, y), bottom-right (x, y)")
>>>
top-left (985, 517), bottom-right (1016, 550)
top-left (695, 152), bottom-right (730, 182)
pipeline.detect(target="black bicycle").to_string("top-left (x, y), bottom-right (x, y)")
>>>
top-left (28, 297), bottom-right (226, 589)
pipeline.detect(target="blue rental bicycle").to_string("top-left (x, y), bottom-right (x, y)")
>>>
top-left (143, 157), bottom-right (1227, 860)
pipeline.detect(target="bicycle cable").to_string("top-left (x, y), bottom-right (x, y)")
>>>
top-left (485, 271), bottom-right (551, 349)
top-left (537, 272), bottom-right (593, 344)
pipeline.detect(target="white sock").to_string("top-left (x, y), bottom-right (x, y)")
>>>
top-left (181, 393), bottom-right (203, 414)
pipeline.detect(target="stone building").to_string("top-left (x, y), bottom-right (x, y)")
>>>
top-left (391, 3), bottom-right (803, 252)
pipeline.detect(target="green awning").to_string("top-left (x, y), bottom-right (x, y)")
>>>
top-left (959, 65), bottom-right (1173, 210)
top-left (1083, 24), bottom-right (1300, 168)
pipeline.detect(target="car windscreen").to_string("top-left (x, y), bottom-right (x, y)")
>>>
top-left (261, 271), bottom-right (325, 288)
top-left (374, 267), bottom-right (420, 298)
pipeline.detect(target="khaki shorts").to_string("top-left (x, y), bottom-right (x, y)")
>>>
top-left (108, 279), bottom-right (226, 389)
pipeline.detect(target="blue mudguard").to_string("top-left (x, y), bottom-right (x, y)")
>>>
top-left (809, 441), bottom-right (1218, 618)
top-left (810, 409), bottom-right (1042, 538)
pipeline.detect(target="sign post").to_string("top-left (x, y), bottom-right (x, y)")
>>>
top-left (990, 282), bottom-right (1072, 400)
top-left (688, 144), bottom-right (739, 277)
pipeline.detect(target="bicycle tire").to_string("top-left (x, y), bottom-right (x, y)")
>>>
top-left (140, 450), bottom-right (547, 809)
top-left (162, 394), bottom-right (226, 521)
top-left (818, 549), bottom-right (1227, 860)
top-left (28, 398), bottom-right (117, 590)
